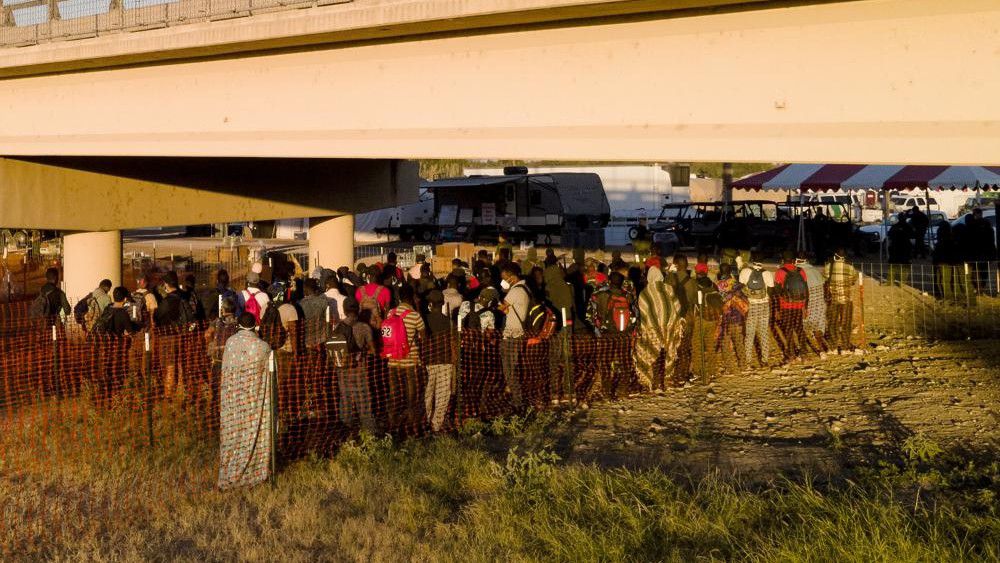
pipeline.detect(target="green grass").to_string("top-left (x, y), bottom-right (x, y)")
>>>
top-left (2, 403), bottom-right (998, 562)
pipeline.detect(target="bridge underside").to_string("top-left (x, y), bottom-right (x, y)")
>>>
top-left (3, 156), bottom-right (416, 299)
top-left (0, 0), bottom-right (998, 165)
top-left (0, 157), bottom-right (417, 231)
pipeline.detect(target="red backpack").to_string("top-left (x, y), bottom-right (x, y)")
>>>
top-left (607, 294), bottom-right (632, 332)
top-left (380, 309), bottom-right (411, 360)
top-left (243, 289), bottom-right (262, 324)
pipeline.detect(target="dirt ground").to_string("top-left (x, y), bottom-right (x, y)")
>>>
top-left (530, 337), bottom-right (1000, 481)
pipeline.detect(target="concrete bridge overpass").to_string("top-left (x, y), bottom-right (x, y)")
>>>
top-left (0, 0), bottom-right (998, 297)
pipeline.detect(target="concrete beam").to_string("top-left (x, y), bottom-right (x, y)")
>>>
top-left (0, 0), bottom-right (998, 164)
top-left (0, 157), bottom-right (419, 231)
top-left (0, 0), bottom-right (777, 77)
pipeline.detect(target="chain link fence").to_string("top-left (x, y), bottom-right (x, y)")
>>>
top-left (859, 261), bottom-right (1000, 340)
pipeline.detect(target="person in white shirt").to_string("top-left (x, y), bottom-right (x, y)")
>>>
top-left (798, 258), bottom-right (828, 348)
top-left (499, 264), bottom-right (530, 410)
top-left (240, 272), bottom-right (270, 320)
top-left (324, 277), bottom-right (349, 321)
top-left (442, 276), bottom-right (464, 319)
top-left (408, 254), bottom-right (426, 281)
top-left (738, 259), bottom-right (774, 366)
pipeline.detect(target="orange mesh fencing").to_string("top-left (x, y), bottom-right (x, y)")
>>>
top-left (1, 260), bottom-right (998, 520)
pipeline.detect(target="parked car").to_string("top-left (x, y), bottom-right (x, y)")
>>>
top-left (856, 210), bottom-right (948, 253)
top-left (950, 208), bottom-right (997, 249)
top-left (890, 195), bottom-right (939, 214)
top-left (647, 201), bottom-right (796, 253)
top-left (957, 195), bottom-right (1000, 217)
top-left (647, 203), bottom-right (696, 246)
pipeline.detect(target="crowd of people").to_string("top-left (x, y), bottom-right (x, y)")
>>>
top-left (14, 205), bottom-right (999, 489)
top-left (886, 206), bottom-right (998, 299)
top-left (27, 244), bottom-right (867, 488)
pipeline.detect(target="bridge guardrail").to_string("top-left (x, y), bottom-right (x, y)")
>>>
top-left (0, 0), bottom-right (352, 49)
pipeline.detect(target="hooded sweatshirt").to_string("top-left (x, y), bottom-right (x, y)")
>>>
top-left (543, 264), bottom-right (573, 313)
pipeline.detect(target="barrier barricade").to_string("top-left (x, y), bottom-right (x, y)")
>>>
top-left (0, 260), bottom-right (996, 519)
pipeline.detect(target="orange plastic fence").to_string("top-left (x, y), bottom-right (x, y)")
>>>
top-left (0, 284), bottom-right (868, 474)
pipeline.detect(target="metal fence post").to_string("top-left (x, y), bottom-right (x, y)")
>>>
top-left (964, 262), bottom-right (972, 338)
top-left (564, 307), bottom-right (574, 401)
top-left (857, 270), bottom-right (866, 349)
top-left (144, 332), bottom-right (154, 448)
top-left (453, 312), bottom-right (463, 429)
top-left (51, 324), bottom-right (60, 399)
top-left (269, 350), bottom-right (278, 488)
top-left (697, 290), bottom-right (705, 382)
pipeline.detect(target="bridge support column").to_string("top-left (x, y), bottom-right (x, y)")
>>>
top-left (63, 231), bottom-right (122, 302)
top-left (308, 215), bottom-right (354, 272)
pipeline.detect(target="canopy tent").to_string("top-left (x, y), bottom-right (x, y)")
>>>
top-left (732, 164), bottom-right (1000, 258)
top-left (733, 164), bottom-right (1000, 192)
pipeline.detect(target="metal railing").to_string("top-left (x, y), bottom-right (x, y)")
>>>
top-left (1, 0), bottom-right (352, 48)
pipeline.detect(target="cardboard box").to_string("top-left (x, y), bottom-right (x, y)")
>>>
top-left (436, 242), bottom-right (476, 262)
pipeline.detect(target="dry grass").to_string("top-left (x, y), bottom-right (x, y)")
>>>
top-left (2, 396), bottom-right (999, 562)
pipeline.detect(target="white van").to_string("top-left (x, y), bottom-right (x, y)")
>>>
top-left (891, 195), bottom-right (939, 214)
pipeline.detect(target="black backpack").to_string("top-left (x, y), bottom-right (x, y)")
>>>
top-left (781, 267), bottom-right (809, 302)
top-left (131, 289), bottom-right (158, 325)
top-left (463, 307), bottom-right (499, 331)
top-left (745, 269), bottom-right (768, 300)
top-left (30, 287), bottom-right (57, 318)
top-left (209, 317), bottom-right (239, 363)
top-left (697, 278), bottom-right (724, 321)
top-left (75, 295), bottom-right (101, 329)
top-left (91, 307), bottom-right (117, 335)
top-left (73, 296), bottom-right (90, 322)
top-left (200, 287), bottom-right (221, 320)
top-left (463, 308), bottom-right (482, 330)
top-left (173, 293), bottom-right (195, 326)
top-left (334, 321), bottom-right (360, 354)
top-left (259, 302), bottom-right (287, 351)
top-left (327, 320), bottom-right (360, 368)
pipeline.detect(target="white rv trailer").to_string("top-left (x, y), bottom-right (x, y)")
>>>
top-left (465, 165), bottom-right (690, 246)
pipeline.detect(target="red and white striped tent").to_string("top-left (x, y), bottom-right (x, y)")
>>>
top-left (733, 164), bottom-right (1000, 192)
top-left (733, 164), bottom-right (1000, 257)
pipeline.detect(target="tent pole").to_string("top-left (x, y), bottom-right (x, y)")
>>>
top-left (722, 163), bottom-right (733, 206)
top-left (925, 187), bottom-right (932, 251)
top-left (880, 189), bottom-right (889, 263)
top-left (797, 187), bottom-right (806, 253)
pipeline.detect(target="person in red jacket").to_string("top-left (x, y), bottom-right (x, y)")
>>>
top-left (773, 251), bottom-right (814, 361)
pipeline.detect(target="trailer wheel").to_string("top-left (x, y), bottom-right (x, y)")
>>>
top-left (628, 227), bottom-right (640, 241)
top-left (543, 234), bottom-right (553, 246)
top-left (419, 229), bottom-right (434, 243)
